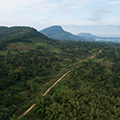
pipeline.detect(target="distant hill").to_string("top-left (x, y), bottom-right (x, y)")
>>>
top-left (40, 25), bottom-right (81, 41)
top-left (77, 33), bottom-right (98, 39)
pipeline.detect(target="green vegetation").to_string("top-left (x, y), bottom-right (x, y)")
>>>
top-left (0, 26), bottom-right (120, 120)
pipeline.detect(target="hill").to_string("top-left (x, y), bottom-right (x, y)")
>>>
top-left (0, 26), bottom-right (49, 50)
top-left (77, 32), bottom-right (98, 38)
top-left (40, 25), bottom-right (81, 41)
top-left (0, 26), bottom-right (47, 41)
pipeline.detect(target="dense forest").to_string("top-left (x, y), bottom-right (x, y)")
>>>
top-left (0, 26), bottom-right (120, 120)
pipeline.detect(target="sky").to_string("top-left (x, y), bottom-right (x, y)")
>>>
top-left (0, 0), bottom-right (120, 37)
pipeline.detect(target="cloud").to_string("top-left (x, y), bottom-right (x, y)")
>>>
top-left (62, 0), bottom-right (96, 4)
top-left (87, 7), bottom-right (110, 23)
top-left (0, 0), bottom-right (100, 14)
top-left (0, 0), bottom-right (59, 12)
top-left (0, 0), bottom-right (36, 11)
top-left (104, 17), bottom-right (120, 25)
top-left (62, 0), bottom-right (97, 9)
top-left (0, 0), bottom-right (109, 13)
top-left (58, 6), bottom-right (71, 13)
top-left (107, 0), bottom-right (120, 5)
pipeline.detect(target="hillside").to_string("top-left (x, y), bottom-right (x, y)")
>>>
top-left (40, 25), bottom-right (81, 41)
top-left (0, 26), bottom-right (120, 120)
top-left (0, 26), bottom-right (49, 51)
top-left (0, 26), bottom-right (8, 31)
top-left (0, 26), bottom-right (47, 42)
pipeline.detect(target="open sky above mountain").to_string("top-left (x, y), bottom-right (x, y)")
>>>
top-left (0, 0), bottom-right (120, 37)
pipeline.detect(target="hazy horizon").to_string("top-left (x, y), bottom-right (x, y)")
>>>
top-left (0, 0), bottom-right (120, 37)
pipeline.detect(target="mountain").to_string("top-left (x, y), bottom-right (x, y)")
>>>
top-left (40, 25), bottom-right (81, 41)
top-left (77, 33), bottom-right (98, 39)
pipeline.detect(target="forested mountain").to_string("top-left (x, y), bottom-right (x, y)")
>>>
top-left (0, 26), bottom-right (49, 50)
top-left (40, 25), bottom-right (81, 41)
top-left (0, 26), bottom-right (120, 120)
top-left (0, 26), bottom-right (47, 42)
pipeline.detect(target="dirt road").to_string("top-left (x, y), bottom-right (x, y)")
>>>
top-left (43, 70), bottom-right (71, 96)
top-left (17, 104), bottom-right (35, 119)
top-left (99, 49), bottom-right (102, 53)
top-left (90, 49), bottom-right (102, 59)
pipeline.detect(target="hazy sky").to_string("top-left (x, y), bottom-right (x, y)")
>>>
top-left (0, 0), bottom-right (120, 37)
